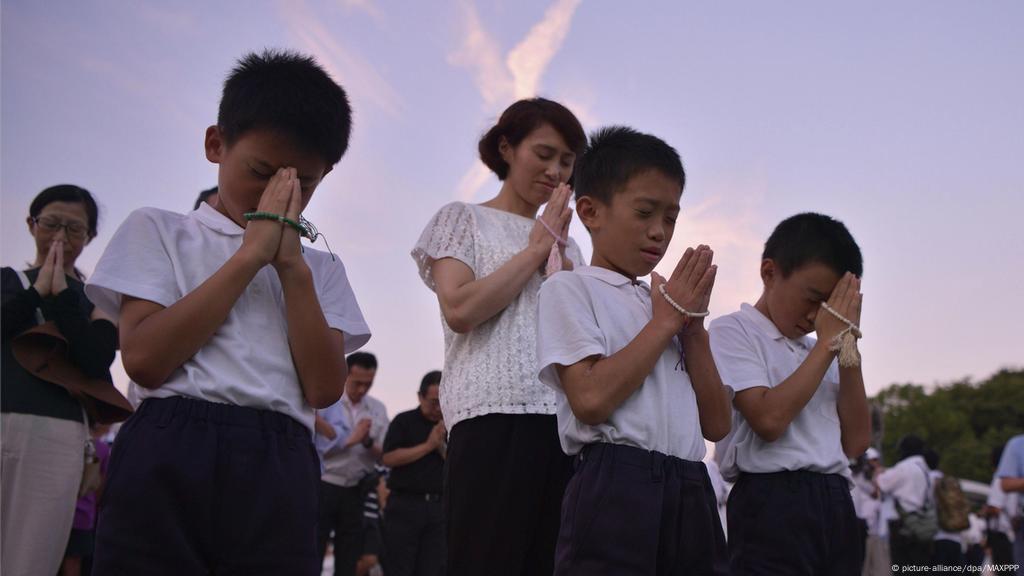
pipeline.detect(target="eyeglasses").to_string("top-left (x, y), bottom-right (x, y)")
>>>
top-left (31, 216), bottom-right (90, 239)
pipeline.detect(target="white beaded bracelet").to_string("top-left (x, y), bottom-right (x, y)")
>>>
top-left (819, 302), bottom-right (862, 367)
top-left (657, 284), bottom-right (710, 318)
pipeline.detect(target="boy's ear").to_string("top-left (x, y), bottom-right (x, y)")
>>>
top-left (575, 195), bottom-right (601, 230)
top-left (759, 258), bottom-right (777, 287)
top-left (204, 125), bottom-right (225, 164)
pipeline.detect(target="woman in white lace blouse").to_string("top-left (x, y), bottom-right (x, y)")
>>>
top-left (412, 98), bottom-right (586, 576)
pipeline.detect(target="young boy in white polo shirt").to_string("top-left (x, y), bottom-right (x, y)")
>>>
top-left (537, 126), bottom-right (732, 575)
top-left (84, 51), bottom-right (371, 575)
top-left (710, 212), bottom-right (869, 575)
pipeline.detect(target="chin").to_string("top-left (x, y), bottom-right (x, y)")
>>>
top-left (633, 260), bottom-right (658, 279)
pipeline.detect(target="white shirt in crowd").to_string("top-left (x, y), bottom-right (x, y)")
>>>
top-left (86, 204), bottom-right (371, 432)
top-left (852, 473), bottom-right (882, 532)
top-left (988, 475), bottom-right (1020, 538)
top-left (321, 393), bottom-right (389, 488)
top-left (709, 303), bottom-right (849, 482)
top-left (536, 266), bottom-right (709, 461)
top-left (411, 202), bottom-right (583, 431)
top-left (876, 455), bottom-right (931, 513)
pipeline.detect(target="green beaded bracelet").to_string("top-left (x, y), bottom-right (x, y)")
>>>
top-left (243, 211), bottom-right (309, 237)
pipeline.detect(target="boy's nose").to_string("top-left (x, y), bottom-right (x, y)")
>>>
top-left (807, 307), bottom-right (819, 323)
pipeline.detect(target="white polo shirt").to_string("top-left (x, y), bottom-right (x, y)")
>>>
top-left (86, 204), bottom-right (371, 432)
top-left (709, 303), bottom-right (849, 482)
top-left (876, 455), bottom-right (931, 513)
top-left (536, 266), bottom-right (707, 461)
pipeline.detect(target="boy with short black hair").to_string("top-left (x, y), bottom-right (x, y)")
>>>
top-left (86, 50), bottom-right (370, 575)
top-left (710, 212), bottom-right (869, 575)
top-left (537, 126), bottom-right (732, 575)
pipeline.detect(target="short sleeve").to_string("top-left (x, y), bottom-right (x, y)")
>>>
top-left (314, 254), bottom-right (371, 354)
top-left (709, 316), bottom-right (771, 394)
top-left (382, 414), bottom-right (410, 453)
top-left (996, 435), bottom-right (1024, 479)
top-left (410, 202), bottom-right (477, 290)
top-left (85, 208), bottom-right (180, 319)
top-left (536, 272), bottom-right (606, 392)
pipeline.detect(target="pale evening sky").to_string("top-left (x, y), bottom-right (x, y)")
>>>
top-left (2, 0), bottom-right (1022, 419)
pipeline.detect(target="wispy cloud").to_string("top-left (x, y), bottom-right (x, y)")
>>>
top-left (448, 0), bottom-right (514, 110)
top-left (340, 0), bottom-right (385, 24)
top-left (449, 0), bottom-right (584, 200)
top-left (279, 0), bottom-right (403, 117)
top-left (507, 0), bottom-right (582, 99)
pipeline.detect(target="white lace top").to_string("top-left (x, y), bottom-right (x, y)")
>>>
top-left (412, 201), bottom-right (585, 430)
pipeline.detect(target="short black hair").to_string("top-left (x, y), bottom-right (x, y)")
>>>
top-left (924, 449), bottom-right (940, 471)
top-left (193, 186), bottom-right (218, 211)
top-left (218, 50), bottom-right (352, 167)
top-left (418, 370), bottom-right (442, 396)
top-left (762, 213), bottom-right (863, 278)
top-left (897, 434), bottom-right (926, 461)
top-left (478, 98), bottom-right (585, 182)
top-left (30, 184), bottom-right (100, 238)
top-left (346, 351), bottom-right (377, 371)
top-left (573, 126), bottom-right (685, 206)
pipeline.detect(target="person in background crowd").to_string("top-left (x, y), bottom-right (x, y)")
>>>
top-left (381, 370), bottom-right (447, 576)
top-left (2, 184), bottom-right (117, 576)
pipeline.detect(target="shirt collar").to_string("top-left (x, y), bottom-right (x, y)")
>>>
top-left (574, 265), bottom-right (649, 290)
top-left (192, 202), bottom-right (244, 236)
top-left (738, 303), bottom-right (814, 351)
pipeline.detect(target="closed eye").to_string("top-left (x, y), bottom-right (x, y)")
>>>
top-left (249, 166), bottom-right (272, 179)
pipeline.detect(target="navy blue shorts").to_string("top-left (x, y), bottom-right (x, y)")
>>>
top-left (727, 470), bottom-right (862, 576)
top-left (92, 396), bottom-right (321, 576)
top-left (554, 443), bottom-right (728, 576)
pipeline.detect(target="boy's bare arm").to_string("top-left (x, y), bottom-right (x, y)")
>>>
top-left (670, 249), bottom-right (731, 441)
top-left (682, 329), bottom-right (732, 441)
top-left (836, 365), bottom-right (871, 457)
top-left (119, 251), bottom-right (265, 388)
top-left (274, 174), bottom-right (346, 409)
top-left (733, 345), bottom-right (836, 442)
top-left (733, 273), bottom-right (863, 443)
top-left (558, 246), bottom-right (717, 426)
top-left (119, 169), bottom-right (321, 392)
top-left (557, 317), bottom-right (680, 425)
top-left (431, 186), bottom-right (572, 334)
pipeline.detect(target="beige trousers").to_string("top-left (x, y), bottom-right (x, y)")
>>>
top-left (1, 412), bottom-right (86, 576)
top-left (862, 534), bottom-right (893, 576)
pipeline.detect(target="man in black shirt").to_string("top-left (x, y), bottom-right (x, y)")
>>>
top-left (381, 371), bottom-right (446, 576)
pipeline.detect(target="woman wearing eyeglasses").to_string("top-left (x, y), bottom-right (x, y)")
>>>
top-left (1, 184), bottom-right (118, 576)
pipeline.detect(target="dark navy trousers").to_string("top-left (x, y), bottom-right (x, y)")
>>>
top-left (93, 396), bottom-right (321, 576)
top-left (727, 470), bottom-right (862, 576)
top-left (554, 443), bottom-right (728, 576)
